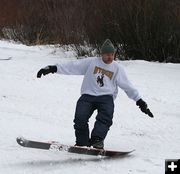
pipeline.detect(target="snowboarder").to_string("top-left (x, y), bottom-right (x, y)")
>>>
top-left (37, 39), bottom-right (154, 149)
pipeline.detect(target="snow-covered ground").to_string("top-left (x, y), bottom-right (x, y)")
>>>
top-left (0, 40), bottom-right (180, 174)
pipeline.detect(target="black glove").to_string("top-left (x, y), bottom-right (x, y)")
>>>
top-left (136, 99), bottom-right (154, 118)
top-left (37, 65), bottom-right (57, 78)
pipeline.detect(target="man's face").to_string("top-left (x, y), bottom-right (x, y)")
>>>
top-left (102, 53), bottom-right (115, 64)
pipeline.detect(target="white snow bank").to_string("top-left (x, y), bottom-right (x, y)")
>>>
top-left (0, 40), bottom-right (180, 174)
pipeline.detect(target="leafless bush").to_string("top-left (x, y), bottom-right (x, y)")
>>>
top-left (0, 0), bottom-right (179, 62)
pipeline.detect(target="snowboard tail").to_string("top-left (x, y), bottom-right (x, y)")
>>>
top-left (16, 137), bottom-right (134, 157)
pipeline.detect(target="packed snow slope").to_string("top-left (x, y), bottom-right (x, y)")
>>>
top-left (0, 40), bottom-right (180, 174)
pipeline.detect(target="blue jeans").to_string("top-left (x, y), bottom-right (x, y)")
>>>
top-left (74, 94), bottom-right (114, 146)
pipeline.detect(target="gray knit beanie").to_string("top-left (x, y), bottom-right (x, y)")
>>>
top-left (101, 39), bottom-right (116, 54)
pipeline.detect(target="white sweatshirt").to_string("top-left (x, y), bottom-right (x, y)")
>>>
top-left (56, 57), bottom-right (141, 101)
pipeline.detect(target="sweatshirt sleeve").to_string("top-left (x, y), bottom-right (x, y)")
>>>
top-left (56, 58), bottom-right (93, 75)
top-left (116, 64), bottom-right (141, 102)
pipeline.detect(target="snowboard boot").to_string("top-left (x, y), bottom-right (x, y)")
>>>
top-left (90, 136), bottom-right (104, 149)
top-left (74, 140), bottom-right (91, 147)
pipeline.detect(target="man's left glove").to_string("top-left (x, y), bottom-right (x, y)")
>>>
top-left (37, 65), bottom-right (57, 78)
top-left (136, 99), bottom-right (154, 118)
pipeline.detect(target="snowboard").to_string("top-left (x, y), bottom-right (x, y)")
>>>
top-left (16, 137), bottom-right (134, 157)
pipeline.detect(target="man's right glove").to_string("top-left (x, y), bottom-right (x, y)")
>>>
top-left (136, 99), bottom-right (154, 118)
top-left (37, 65), bottom-right (57, 78)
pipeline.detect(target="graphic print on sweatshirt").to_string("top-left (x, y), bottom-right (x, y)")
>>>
top-left (93, 66), bottom-right (114, 87)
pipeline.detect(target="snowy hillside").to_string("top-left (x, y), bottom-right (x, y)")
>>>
top-left (0, 40), bottom-right (180, 174)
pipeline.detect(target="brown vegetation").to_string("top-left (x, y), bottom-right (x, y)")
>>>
top-left (0, 0), bottom-right (180, 62)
